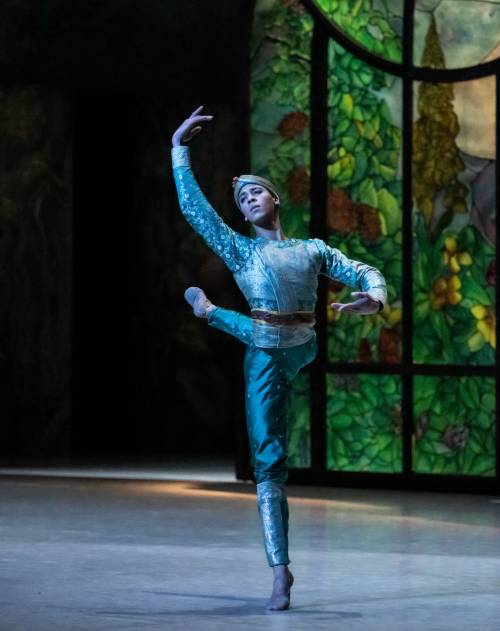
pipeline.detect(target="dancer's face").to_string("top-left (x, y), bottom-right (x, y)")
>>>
top-left (238, 184), bottom-right (278, 227)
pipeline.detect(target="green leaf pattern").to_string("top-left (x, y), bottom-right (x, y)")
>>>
top-left (326, 36), bottom-right (403, 363)
top-left (413, 376), bottom-right (496, 477)
top-left (314, 0), bottom-right (403, 62)
top-left (326, 373), bottom-right (403, 472)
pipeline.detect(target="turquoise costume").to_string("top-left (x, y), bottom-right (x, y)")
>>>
top-left (171, 145), bottom-right (387, 567)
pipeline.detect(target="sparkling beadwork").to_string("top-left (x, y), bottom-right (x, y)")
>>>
top-left (172, 145), bottom-right (191, 168)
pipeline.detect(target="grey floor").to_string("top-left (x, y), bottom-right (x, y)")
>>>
top-left (1, 461), bottom-right (500, 630)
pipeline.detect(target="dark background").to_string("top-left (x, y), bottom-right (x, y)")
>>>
top-left (0, 1), bottom-right (255, 467)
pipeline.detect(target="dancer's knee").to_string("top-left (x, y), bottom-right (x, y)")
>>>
top-left (254, 464), bottom-right (288, 486)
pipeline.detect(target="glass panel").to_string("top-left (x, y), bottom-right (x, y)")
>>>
top-left (413, 375), bottom-right (496, 476)
top-left (250, 0), bottom-right (313, 238)
top-left (313, 0), bottom-right (403, 62)
top-left (327, 39), bottom-right (403, 364)
top-left (414, 1), bottom-right (500, 69)
top-left (326, 373), bottom-right (403, 472)
top-left (251, 0), bottom-right (313, 469)
top-left (412, 75), bottom-right (496, 365)
top-left (288, 372), bottom-right (311, 468)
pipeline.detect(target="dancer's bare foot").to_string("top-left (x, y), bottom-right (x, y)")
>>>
top-left (184, 286), bottom-right (216, 319)
top-left (266, 565), bottom-right (294, 611)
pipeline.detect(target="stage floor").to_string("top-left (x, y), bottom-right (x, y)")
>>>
top-left (1, 463), bottom-right (500, 630)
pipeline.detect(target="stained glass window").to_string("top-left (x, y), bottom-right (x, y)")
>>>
top-left (249, 0), bottom-right (498, 487)
top-left (413, 375), bottom-right (496, 476)
top-left (327, 39), bottom-right (402, 364)
top-left (413, 74), bottom-right (496, 364)
top-left (251, 0), bottom-right (314, 467)
top-left (327, 373), bottom-right (403, 472)
top-left (251, 0), bottom-right (313, 239)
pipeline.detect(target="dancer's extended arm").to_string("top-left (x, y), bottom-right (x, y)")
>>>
top-left (171, 108), bottom-right (250, 273)
top-left (314, 239), bottom-right (387, 314)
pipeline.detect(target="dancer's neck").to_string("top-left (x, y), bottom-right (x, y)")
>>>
top-left (253, 223), bottom-right (288, 241)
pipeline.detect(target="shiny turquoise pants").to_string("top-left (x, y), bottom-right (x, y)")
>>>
top-left (207, 306), bottom-right (317, 566)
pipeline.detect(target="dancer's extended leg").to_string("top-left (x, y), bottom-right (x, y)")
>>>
top-left (184, 286), bottom-right (253, 345)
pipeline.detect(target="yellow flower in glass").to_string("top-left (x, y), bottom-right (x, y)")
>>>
top-left (468, 305), bottom-right (496, 351)
top-left (378, 303), bottom-right (402, 327)
top-left (442, 235), bottom-right (473, 274)
top-left (429, 274), bottom-right (462, 309)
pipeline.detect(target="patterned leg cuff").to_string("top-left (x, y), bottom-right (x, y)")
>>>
top-left (256, 481), bottom-right (290, 566)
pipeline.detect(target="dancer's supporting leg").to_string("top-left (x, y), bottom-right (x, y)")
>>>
top-left (184, 286), bottom-right (316, 610)
top-left (244, 338), bottom-right (317, 610)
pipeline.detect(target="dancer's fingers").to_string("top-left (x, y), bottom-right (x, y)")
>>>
top-left (331, 302), bottom-right (361, 313)
top-left (189, 105), bottom-right (204, 117)
top-left (352, 291), bottom-right (376, 304)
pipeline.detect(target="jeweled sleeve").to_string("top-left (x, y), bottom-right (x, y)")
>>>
top-left (314, 238), bottom-right (387, 311)
top-left (171, 145), bottom-right (250, 273)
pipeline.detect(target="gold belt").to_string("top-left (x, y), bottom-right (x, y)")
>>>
top-left (251, 310), bottom-right (315, 326)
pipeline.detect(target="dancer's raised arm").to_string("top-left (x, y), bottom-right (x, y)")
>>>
top-left (171, 106), bottom-right (250, 273)
top-left (314, 239), bottom-right (387, 314)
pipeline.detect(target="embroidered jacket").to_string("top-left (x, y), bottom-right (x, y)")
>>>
top-left (172, 145), bottom-right (387, 348)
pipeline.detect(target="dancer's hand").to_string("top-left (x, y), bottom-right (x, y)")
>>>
top-left (331, 291), bottom-right (381, 315)
top-left (172, 105), bottom-right (213, 147)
